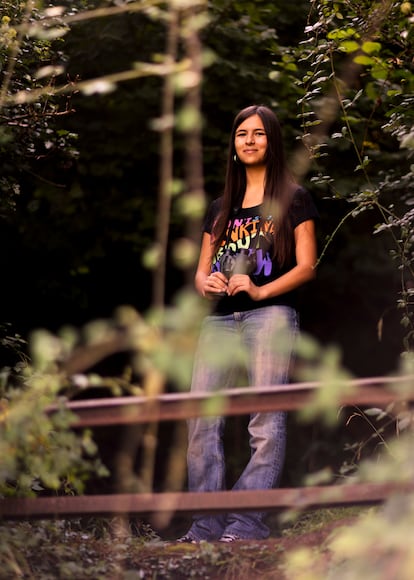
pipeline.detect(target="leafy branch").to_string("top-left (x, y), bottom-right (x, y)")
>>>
top-left (287, 0), bottom-right (414, 351)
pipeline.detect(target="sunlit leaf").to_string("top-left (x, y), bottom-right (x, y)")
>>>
top-left (362, 41), bottom-right (381, 54)
top-left (353, 55), bottom-right (374, 65)
top-left (339, 40), bottom-right (359, 53)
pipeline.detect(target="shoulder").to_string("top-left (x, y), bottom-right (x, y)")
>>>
top-left (291, 186), bottom-right (315, 206)
top-left (203, 196), bottom-right (223, 233)
top-left (289, 186), bottom-right (319, 227)
top-left (209, 196), bottom-right (222, 214)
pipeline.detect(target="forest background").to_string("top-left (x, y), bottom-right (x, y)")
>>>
top-left (0, 0), bottom-right (414, 509)
top-left (1, 0), bottom-right (413, 376)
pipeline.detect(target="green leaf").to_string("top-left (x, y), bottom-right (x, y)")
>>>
top-left (339, 40), bottom-right (360, 53)
top-left (327, 27), bottom-right (357, 40)
top-left (353, 55), bottom-right (374, 66)
top-left (355, 156), bottom-right (371, 171)
top-left (362, 41), bottom-right (381, 54)
top-left (371, 63), bottom-right (388, 80)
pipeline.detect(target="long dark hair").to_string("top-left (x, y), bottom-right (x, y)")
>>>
top-left (212, 105), bottom-right (296, 266)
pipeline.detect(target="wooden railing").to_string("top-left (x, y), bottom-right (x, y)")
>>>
top-left (1, 375), bottom-right (414, 520)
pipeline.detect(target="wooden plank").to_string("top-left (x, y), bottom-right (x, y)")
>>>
top-left (48, 375), bottom-right (414, 427)
top-left (1, 483), bottom-right (413, 520)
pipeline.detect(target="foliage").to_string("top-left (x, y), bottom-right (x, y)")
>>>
top-left (0, 1), bottom-right (79, 217)
top-left (0, 294), bottom-right (208, 497)
top-left (0, 509), bottom-right (362, 579)
top-left (283, 496), bottom-right (414, 580)
top-left (0, 383), bottom-right (109, 497)
top-left (0, 518), bottom-right (162, 579)
top-left (0, 0), bottom-right (414, 577)
top-left (272, 0), bottom-right (414, 351)
top-left (0, 0), bottom-right (409, 373)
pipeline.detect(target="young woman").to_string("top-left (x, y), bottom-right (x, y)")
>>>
top-left (178, 105), bottom-right (318, 543)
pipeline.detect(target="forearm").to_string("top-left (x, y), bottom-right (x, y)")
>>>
top-left (255, 263), bottom-right (316, 301)
top-left (195, 270), bottom-right (208, 297)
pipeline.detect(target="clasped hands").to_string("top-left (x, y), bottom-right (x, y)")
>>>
top-left (204, 271), bottom-right (261, 300)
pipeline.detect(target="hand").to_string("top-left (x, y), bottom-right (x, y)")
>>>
top-left (227, 274), bottom-right (262, 300)
top-left (203, 272), bottom-right (229, 297)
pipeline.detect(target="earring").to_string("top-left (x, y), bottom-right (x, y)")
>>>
top-left (233, 154), bottom-right (239, 163)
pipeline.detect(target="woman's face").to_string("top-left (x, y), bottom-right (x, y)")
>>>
top-left (234, 114), bottom-right (268, 166)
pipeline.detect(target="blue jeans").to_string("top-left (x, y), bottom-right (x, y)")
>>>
top-left (186, 305), bottom-right (298, 540)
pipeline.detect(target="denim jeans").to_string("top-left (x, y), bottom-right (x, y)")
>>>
top-left (185, 305), bottom-right (299, 540)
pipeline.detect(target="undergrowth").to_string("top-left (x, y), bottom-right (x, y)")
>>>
top-left (0, 508), bottom-right (362, 580)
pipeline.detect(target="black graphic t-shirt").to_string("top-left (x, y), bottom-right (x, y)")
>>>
top-left (202, 187), bottom-right (319, 314)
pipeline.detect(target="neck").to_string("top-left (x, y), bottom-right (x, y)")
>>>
top-left (243, 166), bottom-right (265, 207)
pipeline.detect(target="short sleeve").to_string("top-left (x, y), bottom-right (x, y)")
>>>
top-left (203, 197), bottom-right (222, 234)
top-left (289, 187), bottom-right (319, 229)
